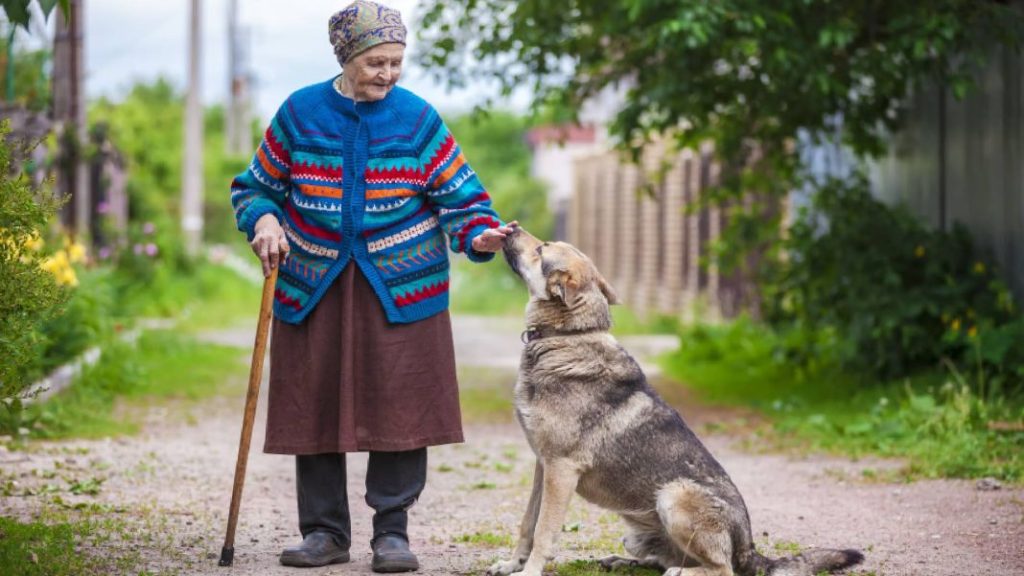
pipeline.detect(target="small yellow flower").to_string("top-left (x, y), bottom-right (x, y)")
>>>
top-left (973, 261), bottom-right (986, 274)
top-left (39, 254), bottom-right (62, 275)
top-left (59, 267), bottom-right (78, 287)
top-left (66, 241), bottom-right (87, 264)
top-left (40, 250), bottom-right (74, 284)
top-left (967, 326), bottom-right (978, 338)
top-left (950, 318), bottom-right (961, 332)
top-left (23, 232), bottom-right (43, 252)
top-left (914, 245), bottom-right (926, 258)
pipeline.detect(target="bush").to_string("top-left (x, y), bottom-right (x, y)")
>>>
top-left (36, 268), bottom-right (116, 375)
top-left (763, 175), bottom-right (1022, 388)
top-left (0, 122), bottom-right (67, 403)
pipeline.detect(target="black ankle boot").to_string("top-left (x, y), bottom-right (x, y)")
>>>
top-left (280, 531), bottom-right (350, 567)
top-left (371, 533), bottom-right (419, 573)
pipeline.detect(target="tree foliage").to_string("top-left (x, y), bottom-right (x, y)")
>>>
top-left (416, 0), bottom-right (1024, 191)
top-left (0, 0), bottom-right (67, 30)
top-left (446, 111), bottom-right (553, 239)
top-left (88, 79), bottom-right (254, 252)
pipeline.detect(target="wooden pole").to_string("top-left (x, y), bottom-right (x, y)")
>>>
top-left (219, 268), bottom-right (277, 567)
top-left (182, 0), bottom-right (204, 256)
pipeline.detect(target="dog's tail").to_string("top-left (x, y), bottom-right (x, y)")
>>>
top-left (739, 547), bottom-right (864, 576)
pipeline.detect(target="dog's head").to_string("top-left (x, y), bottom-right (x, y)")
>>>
top-left (503, 227), bottom-right (619, 328)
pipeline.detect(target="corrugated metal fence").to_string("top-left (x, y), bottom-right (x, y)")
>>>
top-left (870, 43), bottom-right (1024, 298)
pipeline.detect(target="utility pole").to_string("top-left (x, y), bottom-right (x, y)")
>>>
top-left (226, 0), bottom-right (252, 156)
top-left (52, 0), bottom-right (89, 237)
top-left (182, 0), bottom-right (204, 256)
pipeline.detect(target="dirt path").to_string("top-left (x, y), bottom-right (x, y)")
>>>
top-left (2, 315), bottom-right (1022, 576)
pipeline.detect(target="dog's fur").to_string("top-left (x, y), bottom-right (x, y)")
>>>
top-left (489, 228), bottom-right (864, 576)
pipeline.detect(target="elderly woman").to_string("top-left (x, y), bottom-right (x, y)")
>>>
top-left (230, 1), bottom-right (515, 571)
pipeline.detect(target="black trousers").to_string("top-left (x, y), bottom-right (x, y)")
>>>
top-left (296, 449), bottom-right (427, 549)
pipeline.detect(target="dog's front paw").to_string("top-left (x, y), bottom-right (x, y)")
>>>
top-left (486, 558), bottom-right (524, 576)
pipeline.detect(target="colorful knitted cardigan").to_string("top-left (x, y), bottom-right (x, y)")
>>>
top-left (231, 78), bottom-right (503, 324)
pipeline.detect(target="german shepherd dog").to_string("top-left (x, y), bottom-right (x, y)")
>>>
top-left (490, 227), bottom-right (864, 576)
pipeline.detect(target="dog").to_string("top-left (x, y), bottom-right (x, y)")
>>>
top-left (488, 227), bottom-right (864, 576)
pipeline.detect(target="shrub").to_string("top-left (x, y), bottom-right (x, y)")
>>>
top-left (0, 122), bottom-right (67, 403)
top-left (763, 175), bottom-right (1022, 388)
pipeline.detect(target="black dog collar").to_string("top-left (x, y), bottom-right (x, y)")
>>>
top-left (521, 327), bottom-right (604, 344)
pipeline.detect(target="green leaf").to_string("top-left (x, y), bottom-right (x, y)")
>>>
top-left (1, 0), bottom-right (32, 28)
top-left (37, 0), bottom-right (57, 16)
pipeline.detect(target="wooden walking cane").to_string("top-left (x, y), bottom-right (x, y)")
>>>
top-left (219, 267), bottom-right (277, 567)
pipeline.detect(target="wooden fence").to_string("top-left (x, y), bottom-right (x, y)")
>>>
top-left (568, 142), bottom-right (759, 321)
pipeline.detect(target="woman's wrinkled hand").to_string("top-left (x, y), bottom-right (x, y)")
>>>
top-left (471, 220), bottom-right (519, 253)
top-left (251, 214), bottom-right (290, 277)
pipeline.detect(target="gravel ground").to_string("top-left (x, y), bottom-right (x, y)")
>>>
top-left (1, 315), bottom-right (1021, 576)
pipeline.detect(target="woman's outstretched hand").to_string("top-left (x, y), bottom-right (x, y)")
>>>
top-left (251, 213), bottom-right (290, 277)
top-left (471, 221), bottom-right (519, 253)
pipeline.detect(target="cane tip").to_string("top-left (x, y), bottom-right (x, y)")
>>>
top-left (218, 546), bottom-right (234, 566)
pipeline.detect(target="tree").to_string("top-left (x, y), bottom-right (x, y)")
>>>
top-left (416, 0), bottom-right (1024, 195)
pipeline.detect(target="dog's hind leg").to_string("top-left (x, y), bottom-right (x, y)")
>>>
top-left (487, 460), bottom-right (544, 576)
top-left (599, 555), bottom-right (665, 571)
top-left (599, 523), bottom-right (670, 572)
top-left (656, 480), bottom-right (735, 576)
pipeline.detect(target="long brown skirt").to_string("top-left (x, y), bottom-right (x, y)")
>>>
top-left (264, 263), bottom-right (464, 454)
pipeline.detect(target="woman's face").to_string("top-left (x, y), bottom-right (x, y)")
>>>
top-left (343, 43), bottom-right (404, 102)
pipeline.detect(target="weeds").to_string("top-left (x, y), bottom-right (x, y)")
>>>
top-left (663, 318), bottom-right (1024, 482)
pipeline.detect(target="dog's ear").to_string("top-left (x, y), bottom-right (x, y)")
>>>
top-left (547, 269), bottom-right (585, 308)
top-left (596, 273), bottom-right (620, 305)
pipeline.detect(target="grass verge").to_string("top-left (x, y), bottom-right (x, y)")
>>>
top-left (662, 318), bottom-right (1024, 482)
top-left (2, 330), bottom-right (247, 440)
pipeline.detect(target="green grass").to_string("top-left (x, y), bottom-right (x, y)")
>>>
top-left (553, 560), bottom-right (660, 576)
top-left (117, 259), bottom-right (262, 331)
top-left (458, 366), bottom-right (516, 423)
top-left (610, 306), bottom-right (680, 336)
top-left (452, 531), bottom-right (514, 548)
top-left (449, 258), bottom-right (528, 316)
top-left (2, 331), bottom-right (247, 440)
top-left (662, 318), bottom-right (1024, 482)
top-left (0, 516), bottom-right (142, 575)
top-left (2, 255), bottom-right (260, 440)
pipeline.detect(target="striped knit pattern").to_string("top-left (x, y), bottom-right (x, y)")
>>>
top-left (231, 79), bottom-right (502, 324)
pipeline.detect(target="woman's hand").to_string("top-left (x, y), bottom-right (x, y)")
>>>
top-left (471, 220), bottom-right (519, 253)
top-left (251, 214), bottom-right (290, 277)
